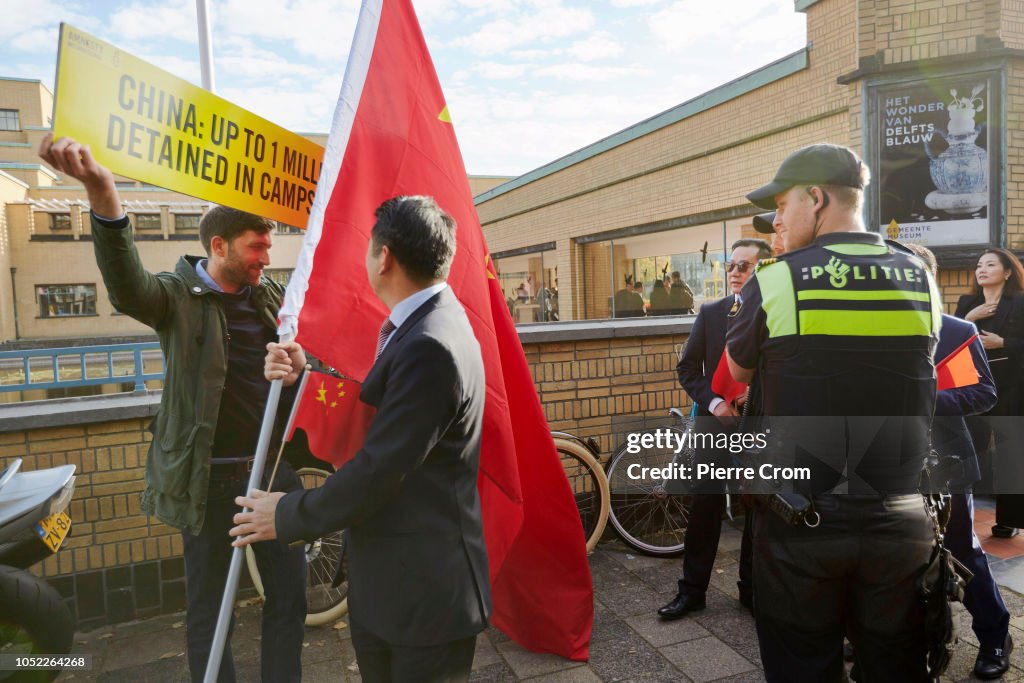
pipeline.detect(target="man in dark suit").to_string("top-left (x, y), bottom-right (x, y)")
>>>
top-left (230, 196), bottom-right (491, 682)
top-left (658, 238), bottom-right (771, 620)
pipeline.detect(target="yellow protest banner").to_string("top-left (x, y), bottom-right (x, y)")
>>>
top-left (52, 23), bottom-right (323, 228)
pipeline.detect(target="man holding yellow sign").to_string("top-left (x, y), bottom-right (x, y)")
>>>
top-left (40, 132), bottom-right (307, 683)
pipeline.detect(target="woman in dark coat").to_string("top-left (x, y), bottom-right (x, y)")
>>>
top-left (956, 247), bottom-right (1024, 537)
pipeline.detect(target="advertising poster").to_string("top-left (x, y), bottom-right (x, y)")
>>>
top-left (52, 24), bottom-right (323, 228)
top-left (877, 75), bottom-right (993, 246)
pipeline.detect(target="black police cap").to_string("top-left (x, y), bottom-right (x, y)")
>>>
top-left (746, 143), bottom-right (866, 210)
top-left (752, 212), bottom-right (776, 234)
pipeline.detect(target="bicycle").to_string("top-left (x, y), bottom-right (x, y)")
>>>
top-left (244, 467), bottom-right (348, 626)
top-left (604, 408), bottom-right (697, 556)
top-left (551, 432), bottom-right (610, 553)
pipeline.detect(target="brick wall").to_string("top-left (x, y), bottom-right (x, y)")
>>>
top-left (525, 332), bottom-right (691, 456)
top-left (1, 322), bottom-right (692, 628)
top-left (859, 1), bottom-right (997, 65)
top-left (0, 418), bottom-right (192, 628)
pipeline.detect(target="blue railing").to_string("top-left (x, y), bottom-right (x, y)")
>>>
top-left (0, 343), bottom-right (165, 394)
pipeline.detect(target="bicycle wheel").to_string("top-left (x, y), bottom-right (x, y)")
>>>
top-left (552, 437), bottom-right (610, 553)
top-left (245, 467), bottom-right (348, 626)
top-left (606, 426), bottom-right (692, 556)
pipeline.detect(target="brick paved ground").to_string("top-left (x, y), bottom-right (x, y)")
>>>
top-left (63, 512), bottom-right (1024, 682)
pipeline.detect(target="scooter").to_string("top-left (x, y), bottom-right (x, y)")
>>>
top-left (0, 457), bottom-right (77, 681)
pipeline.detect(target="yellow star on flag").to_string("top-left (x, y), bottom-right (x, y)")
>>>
top-left (438, 105), bottom-right (451, 123)
top-left (315, 380), bottom-right (348, 409)
top-left (484, 254), bottom-right (497, 280)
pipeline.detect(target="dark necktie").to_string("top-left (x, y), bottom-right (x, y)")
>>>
top-left (374, 318), bottom-right (397, 360)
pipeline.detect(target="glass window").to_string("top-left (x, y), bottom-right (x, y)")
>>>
top-left (36, 284), bottom-right (97, 317)
top-left (174, 214), bottom-right (201, 231)
top-left (275, 222), bottom-right (304, 235)
top-left (265, 269), bottom-right (293, 286)
top-left (577, 220), bottom-right (745, 321)
top-left (0, 109), bottom-right (20, 131)
top-left (135, 213), bottom-right (161, 230)
top-left (49, 213), bottom-right (71, 231)
top-left (494, 250), bottom-right (558, 323)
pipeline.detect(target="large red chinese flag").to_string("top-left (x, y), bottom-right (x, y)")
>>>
top-left (277, 0), bottom-right (592, 661)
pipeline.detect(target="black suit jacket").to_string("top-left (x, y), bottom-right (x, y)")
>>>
top-left (933, 314), bottom-right (998, 488)
top-left (955, 292), bottom-right (1024, 413)
top-left (677, 296), bottom-right (734, 416)
top-left (276, 288), bottom-right (491, 646)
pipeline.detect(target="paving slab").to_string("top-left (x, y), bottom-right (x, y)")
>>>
top-left (693, 609), bottom-right (760, 670)
top-left (624, 612), bottom-right (711, 648)
top-left (526, 666), bottom-right (604, 682)
top-left (99, 630), bottom-right (185, 671)
top-left (586, 608), bottom-right (684, 682)
top-left (629, 560), bottom-right (684, 594)
top-left (93, 656), bottom-right (189, 682)
top-left (595, 577), bottom-right (668, 619)
top-left (659, 636), bottom-right (758, 683)
top-left (470, 661), bottom-right (519, 682)
top-left (991, 555), bottom-right (1024, 595)
top-left (496, 639), bottom-right (586, 679)
top-left (54, 529), bottom-right (1024, 682)
top-left (472, 631), bottom-right (503, 671)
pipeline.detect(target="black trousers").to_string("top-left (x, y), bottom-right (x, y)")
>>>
top-left (753, 494), bottom-right (933, 682)
top-left (349, 618), bottom-right (476, 683)
top-left (946, 491), bottom-right (1010, 649)
top-left (966, 412), bottom-right (1024, 527)
top-left (679, 494), bottom-right (752, 597)
top-left (182, 460), bottom-right (307, 683)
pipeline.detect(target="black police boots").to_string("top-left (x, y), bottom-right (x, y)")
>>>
top-left (974, 633), bottom-right (1013, 680)
top-left (657, 591), bottom-right (706, 620)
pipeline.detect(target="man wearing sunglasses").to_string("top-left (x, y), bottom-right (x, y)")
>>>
top-left (658, 237), bottom-right (771, 620)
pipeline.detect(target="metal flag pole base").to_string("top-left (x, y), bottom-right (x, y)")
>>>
top-left (203, 375), bottom-right (285, 682)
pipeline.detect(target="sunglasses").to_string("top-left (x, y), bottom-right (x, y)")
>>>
top-left (725, 261), bottom-right (754, 274)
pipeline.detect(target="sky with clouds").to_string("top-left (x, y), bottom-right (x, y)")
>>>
top-left (1, 0), bottom-right (807, 176)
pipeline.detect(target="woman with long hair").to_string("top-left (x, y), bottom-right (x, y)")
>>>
top-left (955, 247), bottom-right (1024, 538)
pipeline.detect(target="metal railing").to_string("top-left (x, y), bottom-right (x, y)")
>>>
top-left (0, 342), bottom-right (165, 394)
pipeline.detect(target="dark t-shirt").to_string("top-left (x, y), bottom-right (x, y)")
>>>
top-left (211, 289), bottom-right (277, 457)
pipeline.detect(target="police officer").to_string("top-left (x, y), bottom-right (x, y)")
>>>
top-left (752, 211), bottom-right (785, 256)
top-left (726, 144), bottom-right (941, 681)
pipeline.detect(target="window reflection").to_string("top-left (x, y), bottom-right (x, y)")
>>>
top-left (494, 249), bottom-right (558, 323)
top-left (578, 220), bottom-right (741, 320)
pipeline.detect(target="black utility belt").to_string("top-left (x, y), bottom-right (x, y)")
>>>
top-left (758, 492), bottom-right (922, 528)
top-left (210, 457), bottom-right (254, 474)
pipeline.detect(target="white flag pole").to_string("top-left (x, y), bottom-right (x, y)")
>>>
top-left (195, 0), bottom-right (216, 92)
top-left (203, 372), bottom-right (286, 683)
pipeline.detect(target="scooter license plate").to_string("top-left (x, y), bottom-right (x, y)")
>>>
top-left (35, 511), bottom-right (71, 553)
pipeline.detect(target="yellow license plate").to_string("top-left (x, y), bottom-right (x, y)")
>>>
top-left (35, 512), bottom-right (71, 553)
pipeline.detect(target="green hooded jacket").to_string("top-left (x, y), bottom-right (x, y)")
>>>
top-left (91, 214), bottom-right (285, 534)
